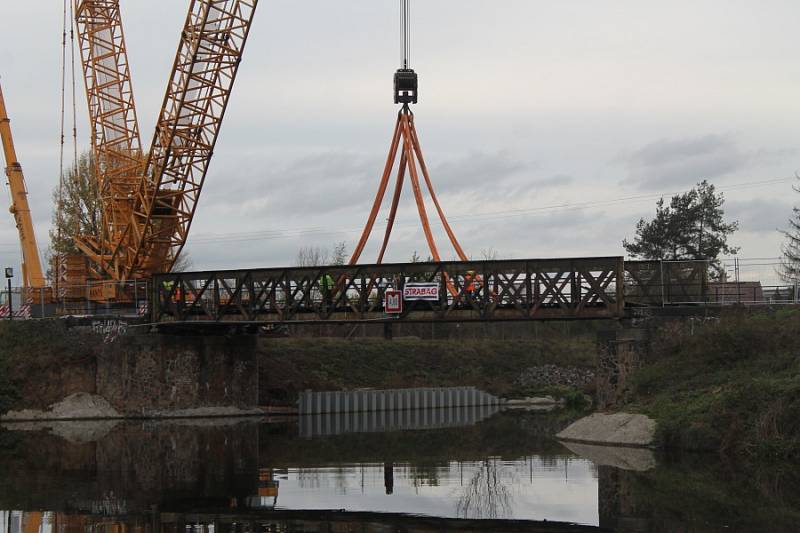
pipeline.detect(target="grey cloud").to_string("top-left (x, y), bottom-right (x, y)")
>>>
top-left (727, 197), bottom-right (795, 234)
top-left (430, 151), bottom-right (528, 194)
top-left (530, 174), bottom-right (574, 190)
top-left (203, 150), bottom-right (536, 222)
top-left (202, 151), bottom-right (381, 220)
top-left (620, 134), bottom-right (748, 190)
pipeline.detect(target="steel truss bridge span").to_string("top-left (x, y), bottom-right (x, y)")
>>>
top-left (152, 257), bottom-right (627, 324)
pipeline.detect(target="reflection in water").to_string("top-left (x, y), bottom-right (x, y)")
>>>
top-left (2, 409), bottom-right (800, 532)
top-left (0, 510), bottom-right (602, 533)
top-left (456, 458), bottom-right (513, 520)
top-left (298, 403), bottom-right (502, 438)
top-left (264, 457), bottom-right (597, 524)
top-left (384, 462), bottom-right (394, 495)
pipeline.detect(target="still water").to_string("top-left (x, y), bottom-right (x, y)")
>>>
top-left (1, 407), bottom-right (799, 532)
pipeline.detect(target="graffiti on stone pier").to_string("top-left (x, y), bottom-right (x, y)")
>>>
top-left (92, 319), bottom-right (129, 343)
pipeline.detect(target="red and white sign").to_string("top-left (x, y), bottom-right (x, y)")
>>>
top-left (384, 289), bottom-right (403, 314)
top-left (403, 282), bottom-right (440, 301)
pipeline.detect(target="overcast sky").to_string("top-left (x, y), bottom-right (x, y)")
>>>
top-left (1, 1), bottom-right (799, 280)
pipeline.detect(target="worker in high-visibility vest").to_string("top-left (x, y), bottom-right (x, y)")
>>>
top-left (465, 271), bottom-right (476, 296)
top-left (320, 273), bottom-right (334, 309)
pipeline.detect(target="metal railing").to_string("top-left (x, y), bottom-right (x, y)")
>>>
top-left (624, 258), bottom-right (800, 306)
top-left (0, 280), bottom-right (151, 319)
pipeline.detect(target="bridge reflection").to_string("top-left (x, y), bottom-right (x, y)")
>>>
top-left (2, 406), bottom-right (797, 531)
top-left (0, 509), bottom-right (604, 533)
top-left (0, 412), bottom-right (614, 530)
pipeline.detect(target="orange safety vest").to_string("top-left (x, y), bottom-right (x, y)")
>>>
top-left (465, 275), bottom-right (475, 293)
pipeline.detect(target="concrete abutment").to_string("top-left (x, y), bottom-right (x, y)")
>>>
top-left (0, 320), bottom-right (259, 419)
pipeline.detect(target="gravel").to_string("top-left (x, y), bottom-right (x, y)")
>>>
top-left (515, 364), bottom-right (595, 389)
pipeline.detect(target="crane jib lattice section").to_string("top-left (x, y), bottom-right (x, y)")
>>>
top-left (72, 0), bottom-right (258, 281)
top-left (152, 257), bottom-right (626, 323)
top-left (74, 0), bottom-right (143, 280)
top-left (131, 0), bottom-right (258, 278)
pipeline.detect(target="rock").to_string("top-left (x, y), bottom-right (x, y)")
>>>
top-left (506, 396), bottom-right (561, 406)
top-left (556, 412), bottom-right (656, 447)
top-left (1, 393), bottom-right (120, 421)
top-left (527, 395), bottom-right (562, 405)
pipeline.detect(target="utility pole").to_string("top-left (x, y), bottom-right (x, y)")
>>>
top-left (5, 267), bottom-right (13, 320)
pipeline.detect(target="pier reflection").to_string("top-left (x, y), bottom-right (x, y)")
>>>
top-left (2, 410), bottom-right (799, 532)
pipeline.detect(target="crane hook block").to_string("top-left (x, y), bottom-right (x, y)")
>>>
top-left (394, 69), bottom-right (418, 104)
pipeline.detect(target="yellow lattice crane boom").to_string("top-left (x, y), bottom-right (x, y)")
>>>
top-left (0, 81), bottom-right (46, 290)
top-left (72, 0), bottom-right (259, 286)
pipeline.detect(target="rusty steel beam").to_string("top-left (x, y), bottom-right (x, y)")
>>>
top-left (152, 256), bottom-right (627, 324)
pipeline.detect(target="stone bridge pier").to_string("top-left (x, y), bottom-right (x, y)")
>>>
top-left (97, 333), bottom-right (260, 415)
top-left (595, 326), bottom-right (647, 410)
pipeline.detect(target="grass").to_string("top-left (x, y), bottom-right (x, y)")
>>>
top-left (624, 309), bottom-right (800, 459)
top-left (625, 454), bottom-right (800, 530)
top-left (259, 336), bottom-right (595, 401)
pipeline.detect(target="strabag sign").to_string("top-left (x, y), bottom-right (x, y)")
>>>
top-left (403, 282), bottom-right (439, 301)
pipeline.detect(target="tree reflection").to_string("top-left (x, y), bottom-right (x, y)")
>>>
top-left (456, 458), bottom-right (513, 519)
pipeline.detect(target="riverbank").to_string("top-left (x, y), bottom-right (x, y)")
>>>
top-left (0, 319), bottom-right (596, 417)
top-left (622, 309), bottom-right (800, 459)
top-left (258, 336), bottom-right (595, 403)
top-left (0, 320), bottom-right (258, 418)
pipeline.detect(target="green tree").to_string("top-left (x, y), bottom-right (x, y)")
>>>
top-left (49, 151), bottom-right (102, 256)
top-left (779, 179), bottom-right (800, 282)
top-left (623, 180), bottom-right (739, 275)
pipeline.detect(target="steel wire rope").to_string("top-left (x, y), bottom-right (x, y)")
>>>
top-left (55, 0), bottom-right (69, 256)
top-left (0, 176), bottom-right (792, 250)
top-left (70, 0), bottom-right (79, 169)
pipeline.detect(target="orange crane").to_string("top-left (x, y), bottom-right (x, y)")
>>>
top-left (70, 0), bottom-right (258, 292)
top-left (0, 81), bottom-right (47, 290)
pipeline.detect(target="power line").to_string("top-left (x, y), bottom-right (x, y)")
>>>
top-left (185, 176), bottom-right (795, 245)
top-left (0, 175), bottom-right (793, 250)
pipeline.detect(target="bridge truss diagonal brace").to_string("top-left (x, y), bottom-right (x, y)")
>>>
top-left (350, 106), bottom-right (468, 267)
